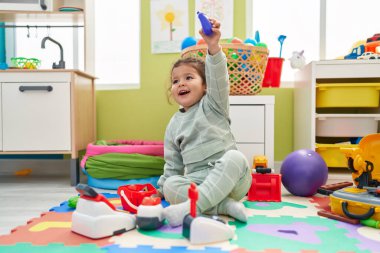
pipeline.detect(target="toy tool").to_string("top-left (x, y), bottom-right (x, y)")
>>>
top-left (341, 133), bottom-right (380, 188)
top-left (182, 183), bottom-right (234, 244)
top-left (71, 184), bottom-right (136, 239)
top-left (136, 196), bottom-right (165, 230)
top-left (197, 11), bottom-right (213, 36)
top-left (248, 156), bottom-right (281, 202)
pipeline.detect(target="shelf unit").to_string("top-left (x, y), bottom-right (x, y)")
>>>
top-left (294, 60), bottom-right (380, 167)
top-left (0, 1), bottom-right (95, 185)
top-left (229, 95), bottom-right (275, 169)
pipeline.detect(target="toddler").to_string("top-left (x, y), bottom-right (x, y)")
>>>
top-left (157, 18), bottom-right (252, 227)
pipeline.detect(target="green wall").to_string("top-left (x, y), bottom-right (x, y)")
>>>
top-left (96, 0), bottom-right (293, 161)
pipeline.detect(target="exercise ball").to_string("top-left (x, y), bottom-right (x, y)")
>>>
top-left (280, 149), bottom-right (328, 196)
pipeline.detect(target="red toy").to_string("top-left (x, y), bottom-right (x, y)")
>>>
top-left (248, 156), bottom-right (282, 202)
top-left (188, 182), bottom-right (198, 217)
top-left (118, 184), bottom-right (157, 213)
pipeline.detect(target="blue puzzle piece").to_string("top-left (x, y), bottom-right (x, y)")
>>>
top-left (103, 245), bottom-right (228, 253)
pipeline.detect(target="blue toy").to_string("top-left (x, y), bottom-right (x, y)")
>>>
top-left (197, 11), bottom-right (213, 36)
top-left (278, 35), bottom-right (287, 58)
top-left (181, 36), bottom-right (197, 50)
top-left (344, 45), bottom-right (365, 59)
top-left (244, 38), bottom-right (257, 46)
top-left (254, 30), bottom-right (267, 48)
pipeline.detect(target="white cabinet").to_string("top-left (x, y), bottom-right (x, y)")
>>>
top-left (229, 96), bottom-right (275, 169)
top-left (0, 70), bottom-right (96, 185)
top-left (294, 60), bottom-right (380, 167)
top-left (2, 82), bottom-right (71, 151)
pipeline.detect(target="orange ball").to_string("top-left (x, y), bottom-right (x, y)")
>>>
top-left (231, 37), bottom-right (243, 44)
top-left (197, 38), bottom-right (206, 45)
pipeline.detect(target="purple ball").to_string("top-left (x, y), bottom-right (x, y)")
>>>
top-left (280, 149), bottom-right (328, 197)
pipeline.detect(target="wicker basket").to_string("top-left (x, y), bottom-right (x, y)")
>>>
top-left (181, 44), bottom-right (269, 95)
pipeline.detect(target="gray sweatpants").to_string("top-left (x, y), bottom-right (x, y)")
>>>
top-left (162, 150), bottom-right (252, 212)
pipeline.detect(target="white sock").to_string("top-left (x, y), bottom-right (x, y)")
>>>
top-left (217, 197), bottom-right (248, 222)
top-left (163, 200), bottom-right (191, 227)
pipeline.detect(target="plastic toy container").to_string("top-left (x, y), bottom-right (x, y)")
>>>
top-left (181, 44), bottom-right (269, 95)
top-left (315, 143), bottom-right (357, 168)
top-left (10, 57), bottom-right (41, 69)
top-left (118, 184), bottom-right (157, 213)
top-left (262, 57), bottom-right (284, 88)
top-left (330, 187), bottom-right (380, 221)
top-left (316, 114), bottom-right (380, 137)
top-left (316, 83), bottom-right (380, 108)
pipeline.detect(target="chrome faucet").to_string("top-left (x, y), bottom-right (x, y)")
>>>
top-left (41, 36), bottom-right (65, 69)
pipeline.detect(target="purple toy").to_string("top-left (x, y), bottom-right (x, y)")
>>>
top-left (280, 149), bottom-right (328, 197)
top-left (197, 11), bottom-right (213, 36)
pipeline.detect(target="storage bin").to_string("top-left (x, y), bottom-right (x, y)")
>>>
top-left (316, 83), bottom-right (380, 108)
top-left (181, 44), bottom-right (269, 95)
top-left (316, 114), bottom-right (380, 137)
top-left (315, 143), bottom-right (357, 168)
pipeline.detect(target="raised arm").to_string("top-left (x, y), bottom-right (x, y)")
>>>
top-left (199, 18), bottom-right (230, 116)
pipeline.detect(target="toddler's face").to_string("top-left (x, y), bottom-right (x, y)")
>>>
top-left (171, 65), bottom-right (206, 111)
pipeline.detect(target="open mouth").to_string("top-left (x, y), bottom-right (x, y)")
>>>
top-left (178, 90), bottom-right (190, 96)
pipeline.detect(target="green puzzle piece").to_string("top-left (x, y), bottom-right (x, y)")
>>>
top-left (244, 200), bottom-right (307, 210)
top-left (0, 243), bottom-right (105, 253)
top-left (229, 215), bottom-right (368, 253)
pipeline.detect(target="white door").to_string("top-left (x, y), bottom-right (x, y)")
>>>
top-left (2, 82), bottom-right (71, 151)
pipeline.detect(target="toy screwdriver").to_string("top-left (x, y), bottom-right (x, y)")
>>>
top-left (189, 182), bottom-right (198, 217)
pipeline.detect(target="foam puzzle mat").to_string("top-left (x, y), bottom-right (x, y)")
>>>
top-left (1, 192), bottom-right (379, 253)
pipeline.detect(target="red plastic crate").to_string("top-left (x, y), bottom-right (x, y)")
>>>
top-left (248, 173), bottom-right (282, 202)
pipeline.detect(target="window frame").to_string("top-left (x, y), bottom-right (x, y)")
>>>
top-left (246, 0), bottom-right (327, 86)
top-left (93, 0), bottom-right (141, 90)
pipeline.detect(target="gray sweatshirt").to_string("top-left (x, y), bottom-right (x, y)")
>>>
top-left (157, 50), bottom-right (237, 193)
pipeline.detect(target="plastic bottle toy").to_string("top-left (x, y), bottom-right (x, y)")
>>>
top-left (182, 183), bottom-right (234, 244)
top-left (197, 11), bottom-right (213, 36)
top-left (71, 184), bottom-right (136, 239)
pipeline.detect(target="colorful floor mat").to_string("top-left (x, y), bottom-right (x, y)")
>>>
top-left (0, 193), bottom-right (379, 253)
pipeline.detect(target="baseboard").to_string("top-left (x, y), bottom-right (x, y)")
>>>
top-left (0, 159), bottom-right (71, 176)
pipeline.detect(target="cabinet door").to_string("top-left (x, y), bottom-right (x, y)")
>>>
top-left (229, 105), bottom-right (265, 142)
top-left (2, 83), bottom-right (71, 151)
top-left (236, 143), bottom-right (265, 166)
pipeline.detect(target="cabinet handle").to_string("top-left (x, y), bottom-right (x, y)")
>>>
top-left (19, 86), bottom-right (53, 92)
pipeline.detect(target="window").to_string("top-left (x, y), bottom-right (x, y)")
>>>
top-left (10, 1), bottom-right (140, 90)
top-left (14, 23), bottom-right (84, 70)
top-left (94, 0), bottom-right (140, 90)
top-left (247, 0), bottom-right (380, 86)
top-left (325, 0), bottom-right (380, 59)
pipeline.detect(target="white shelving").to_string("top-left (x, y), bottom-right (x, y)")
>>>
top-left (294, 60), bottom-right (380, 167)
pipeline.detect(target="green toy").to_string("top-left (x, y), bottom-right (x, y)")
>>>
top-left (68, 196), bottom-right (80, 208)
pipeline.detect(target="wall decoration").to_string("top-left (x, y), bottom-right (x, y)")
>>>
top-left (150, 0), bottom-right (189, 54)
top-left (195, 0), bottom-right (233, 39)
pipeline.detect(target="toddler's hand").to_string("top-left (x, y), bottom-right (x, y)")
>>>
top-left (152, 192), bottom-right (164, 199)
top-left (199, 18), bottom-right (221, 55)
